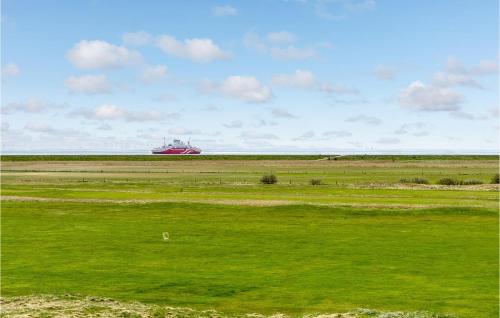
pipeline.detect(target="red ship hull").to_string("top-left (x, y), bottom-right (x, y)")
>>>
top-left (152, 147), bottom-right (201, 155)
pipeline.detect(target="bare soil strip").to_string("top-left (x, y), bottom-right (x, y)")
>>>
top-left (0, 195), bottom-right (295, 207)
top-left (0, 195), bottom-right (484, 209)
top-left (349, 183), bottom-right (499, 191)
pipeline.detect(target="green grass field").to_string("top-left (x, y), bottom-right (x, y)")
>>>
top-left (1, 156), bottom-right (498, 317)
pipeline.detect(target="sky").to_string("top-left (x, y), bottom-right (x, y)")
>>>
top-left (1, 0), bottom-right (499, 154)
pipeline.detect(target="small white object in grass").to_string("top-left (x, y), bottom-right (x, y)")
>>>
top-left (162, 232), bottom-right (169, 241)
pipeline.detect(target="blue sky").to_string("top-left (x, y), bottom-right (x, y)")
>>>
top-left (1, 0), bottom-right (498, 153)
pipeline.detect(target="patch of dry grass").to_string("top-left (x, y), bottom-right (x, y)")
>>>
top-left (0, 295), bottom-right (457, 318)
top-left (3, 195), bottom-right (488, 209)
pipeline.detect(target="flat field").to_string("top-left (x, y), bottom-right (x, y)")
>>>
top-left (1, 156), bottom-right (498, 317)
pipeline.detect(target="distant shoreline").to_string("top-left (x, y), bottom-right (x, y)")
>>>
top-left (1, 149), bottom-right (499, 156)
top-left (1, 154), bottom-right (498, 161)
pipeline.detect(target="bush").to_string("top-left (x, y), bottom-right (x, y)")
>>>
top-left (491, 173), bottom-right (499, 184)
top-left (260, 174), bottom-right (277, 184)
top-left (437, 178), bottom-right (463, 185)
top-left (462, 179), bottom-right (483, 185)
top-left (399, 177), bottom-right (429, 184)
top-left (310, 179), bottom-right (322, 185)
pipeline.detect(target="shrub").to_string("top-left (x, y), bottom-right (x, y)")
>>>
top-left (260, 174), bottom-right (277, 184)
top-left (437, 178), bottom-right (463, 185)
top-left (491, 173), bottom-right (499, 184)
top-left (399, 177), bottom-right (429, 184)
top-left (462, 179), bottom-right (483, 185)
top-left (310, 179), bottom-right (322, 185)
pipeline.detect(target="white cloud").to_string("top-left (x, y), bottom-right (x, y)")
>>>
top-left (315, 0), bottom-right (375, 20)
top-left (216, 76), bottom-right (272, 103)
top-left (73, 104), bottom-right (179, 122)
top-left (345, 115), bottom-right (382, 125)
top-left (272, 70), bottom-right (357, 95)
top-left (242, 32), bottom-right (268, 53)
top-left (443, 57), bottom-right (465, 74)
top-left (373, 65), bottom-right (394, 80)
top-left (267, 31), bottom-right (296, 44)
top-left (254, 118), bottom-right (278, 127)
top-left (328, 98), bottom-right (368, 105)
top-left (432, 71), bottom-right (481, 88)
top-left (24, 122), bottom-right (55, 133)
top-left (272, 69), bottom-right (316, 88)
top-left (398, 129), bottom-right (410, 135)
top-left (449, 111), bottom-right (487, 121)
top-left (65, 74), bottom-right (111, 94)
top-left (2, 98), bottom-right (67, 114)
top-left (23, 122), bottom-right (87, 138)
top-left (92, 104), bottom-right (126, 119)
top-left (122, 31), bottom-right (152, 46)
top-left (67, 40), bottom-right (142, 69)
top-left (397, 58), bottom-right (497, 113)
top-left (270, 46), bottom-right (316, 60)
top-left (243, 32), bottom-right (317, 60)
top-left (140, 65), bottom-right (167, 83)
top-left (443, 57), bottom-right (498, 77)
top-left (2, 63), bottom-right (20, 77)
top-left (270, 108), bottom-right (297, 118)
top-left (293, 130), bottom-right (315, 140)
top-left (153, 94), bottom-right (177, 103)
top-left (472, 59), bottom-right (499, 75)
top-left (168, 127), bottom-right (202, 135)
top-left (97, 123), bottom-right (112, 131)
top-left (394, 122), bottom-right (426, 135)
top-left (319, 83), bottom-right (358, 95)
top-left (315, 5), bottom-right (347, 20)
top-left (222, 120), bottom-right (243, 128)
top-left (449, 111), bottom-right (476, 120)
top-left (201, 104), bottom-right (221, 112)
top-left (432, 57), bottom-right (498, 88)
top-left (323, 130), bottom-right (352, 137)
top-left (212, 5), bottom-right (238, 16)
top-left (155, 35), bottom-right (230, 62)
top-left (126, 110), bottom-right (169, 122)
top-left (376, 137), bottom-right (400, 144)
top-left (240, 131), bottom-right (278, 139)
top-left (1, 122), bottom-right (10, 132)
top-left (398, 81), bottom-right (463, 111)
top-left (346, 0), bottom-right (376, 11)
top-left (488, 107), bottom-right (499, 118)
top-left (412, 131), bottom-right (429, 137)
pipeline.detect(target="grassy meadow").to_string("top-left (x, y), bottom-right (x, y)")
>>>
top-left (1, 156), bottom-right (499, 317)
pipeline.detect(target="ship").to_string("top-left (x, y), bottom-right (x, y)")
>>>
top-left (151, 138), bottom-right (201, 155)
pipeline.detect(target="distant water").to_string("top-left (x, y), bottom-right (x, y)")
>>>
top-left (1, 149), bottom-right (498, 155)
